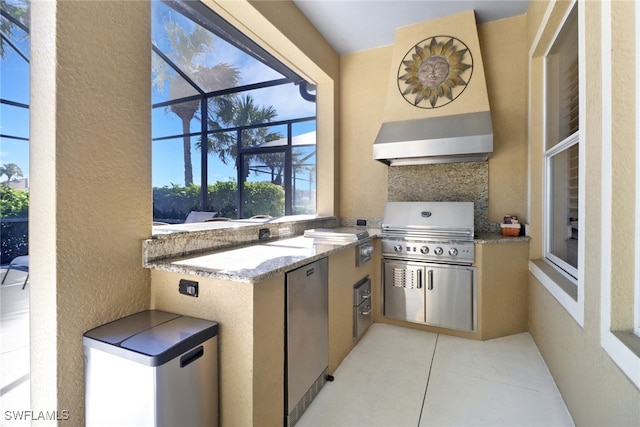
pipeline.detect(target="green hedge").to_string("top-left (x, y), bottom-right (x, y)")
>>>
top-left (153, 181), bottom-right (285, 221)
top-left (1, 185), bottom-right (29, 263)
top-left (1, 184), bottom-right (28, 218)
top-left (0, 182), bottom-right (287, 261)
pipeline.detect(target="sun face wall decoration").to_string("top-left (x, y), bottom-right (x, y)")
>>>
top-left (397, 36), bottom-right (473, 109)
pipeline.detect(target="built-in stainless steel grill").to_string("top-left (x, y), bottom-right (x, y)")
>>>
top-left (381, 201), bottom-right (475, 265)
top-left (381, 201), bottom-right (477, 333)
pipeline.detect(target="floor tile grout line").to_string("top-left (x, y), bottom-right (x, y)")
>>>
top-left (435, 367), bottom-right (554, 394)
top-left (417, 333), bottom-right (439, 426)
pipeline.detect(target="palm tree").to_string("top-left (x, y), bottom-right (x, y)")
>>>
top-left (206, 94), bottom-right (282, 182)
top-left (153, 14), bottom-right (240, 186)
top-left (0, 163), bottom-right (24, 182)
top-left (0, 0), bottom-right (29, 58)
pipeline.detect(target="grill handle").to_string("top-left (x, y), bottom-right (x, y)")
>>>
top-left (417, 269), bottom-right (422, 289)
top-left (427, 269), bottom-right (434, 290)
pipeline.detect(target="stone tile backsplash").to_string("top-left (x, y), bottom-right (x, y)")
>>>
top-left (387, 161), bottom-right (494, 233)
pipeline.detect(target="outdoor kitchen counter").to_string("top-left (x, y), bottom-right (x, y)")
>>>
top-left (145, 230), bottom-right (381, 284)
top-left (474, 233), bottom-right (531, 244)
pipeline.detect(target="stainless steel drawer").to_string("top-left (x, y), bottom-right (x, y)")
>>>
top-left (354, 301), bottom-right (372, 340)
top-left (353, 277), bottom-right (372, 340)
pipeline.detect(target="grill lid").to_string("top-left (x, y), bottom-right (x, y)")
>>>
top-left (304, 227), bottom-right (370, 243)
top-left (382, 201), bottom-right (474, 239)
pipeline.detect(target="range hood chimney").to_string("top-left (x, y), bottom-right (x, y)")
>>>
top-left (374, 10), bottom-right (493, 166)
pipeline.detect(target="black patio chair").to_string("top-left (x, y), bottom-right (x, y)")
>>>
top-left (1, 255), bottom-right (29, 290)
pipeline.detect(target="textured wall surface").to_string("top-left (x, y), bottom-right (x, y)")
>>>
top-left (381, 10), bottom-right (490, 121)
top-left (151, 270), bottom-right (284, 426)
top-left (30, 1), bottom-right (152, 423)
top-left (339, 15), bottom-right (528, 227)
top-left (527, 1), bottom-right (640, 425)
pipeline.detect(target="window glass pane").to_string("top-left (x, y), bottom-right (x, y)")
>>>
top-left (153, 182), bottom-right (201, 223)
top-left (293, 120), bottom-right (317, 145)
top-left (0, 45), bottom-right (29, 105)
top-left (242, 152), bottom-right (285, 218)
top-left (152, 100), bottom-right (201, 138)
top-left (151, 0), bottom-right (317, 221)
top-left (292, 121), bottom-right (316, 214)
top-left (152, 136), bottom-right (201, 190)
top-left (548, 143), bottom-right (579, 270)
top-left (545, 5), bottom-right (578, 150)
top-left (0, 4), bottom-right (29, 43)
top-left (206, 129), bottom-right (237, 170)
top-left (207, 143), bottom-right (238, 219)
top-left (241, 124), bottom-right (287, 149)
top-left (1, 2), bottom-right (30, 276)
top-left (152, 1), bottom-right (283, 95)
top-left (0, 136), bottom-right (29, 180)
top-left (292, 145), bottom-right (316, 215)
top-left (152, 50), bottom-right (200, 103)
top-left (235, 84), bottom-right (316, 121)
top-left (0, 104), bottom-right (29, 139)
top-left (206, 156), bottom-right (237, 219)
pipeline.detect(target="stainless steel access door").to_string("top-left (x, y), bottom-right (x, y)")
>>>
top-left (383, 259), bottom-right (426, 323)
top-left (424, 264), bottom-right (477, 332)
top-left (286, 257), bottom-right (329, 421)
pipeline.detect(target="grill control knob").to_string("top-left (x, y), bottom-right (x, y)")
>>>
top-left (434, 247), bottom-right (444, 255)
top-left (420, 246), bottom-right (429, 254)
top-left (449, 248), bottom-right (458, 256)
top-left (393, 244), bottom-right (403, 253)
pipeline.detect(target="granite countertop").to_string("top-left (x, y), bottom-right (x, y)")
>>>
top-left (146, 229), bottom-right (380, 284)
top-left (144, 226), bottom-right (526, 284)
top-left (474, 233), bottom-right (531, 244)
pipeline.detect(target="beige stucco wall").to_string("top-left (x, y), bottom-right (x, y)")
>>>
top-left (151, 270), bottom-right (284, 426)
top-left (609, 0), bottom-right (637, 330)
top-left (381, 10), bottom-right (490, 120)
top-left (30, 1), bottom-right (152, 423)
top-left (338, 14), bottom-right (528, 224)
top-left (527, 1), bottom-right (640, 425)
top-left (339, 46), bottom-right (391, 219)
top-left (478, 15), bottom-right (528, 223)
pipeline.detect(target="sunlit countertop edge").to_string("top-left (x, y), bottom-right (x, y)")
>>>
top-left (145, 232), bottom-right (379, 284)
top-left (150, 214), bottom-right (327, 238)
top-left (144, 225), bottom-right (526, 284)
top-left (143, 215), bottom-right (341, 265)
top-left (474, 233), bottom-right (531, 244)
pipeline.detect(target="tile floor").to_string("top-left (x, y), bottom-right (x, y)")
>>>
top-left (298, 323), bottom-right (575, 427)
top-left (0, 267), bottom-right (30, 426)
top-left (0, 269), bottom-right (575, 427)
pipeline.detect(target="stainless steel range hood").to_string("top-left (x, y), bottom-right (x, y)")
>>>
top-left (373, 111), bottom-right (493, 166)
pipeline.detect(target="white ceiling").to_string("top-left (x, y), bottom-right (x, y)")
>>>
top-left (292, 0), bottom-right (530, 55)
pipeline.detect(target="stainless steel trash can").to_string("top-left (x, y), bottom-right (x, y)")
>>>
top-left (83, 310), bottom-right (218, 427)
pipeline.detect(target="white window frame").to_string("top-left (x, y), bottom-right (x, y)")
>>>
top-left (634, 0), bottom-right (640, 339)
top-left (531, 0), bottom-right (584, 326)
top-left (600, 0), bottom-right (640, 390)
top-left (543, 133), bottom-right (580, 280)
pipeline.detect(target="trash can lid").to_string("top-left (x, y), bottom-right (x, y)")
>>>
top-left (121, 316), bottom-right (218, 365)
top-left (83, 310), bottom-right (219, 366)
top-left (83, 310), bottom-right (181, 345)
